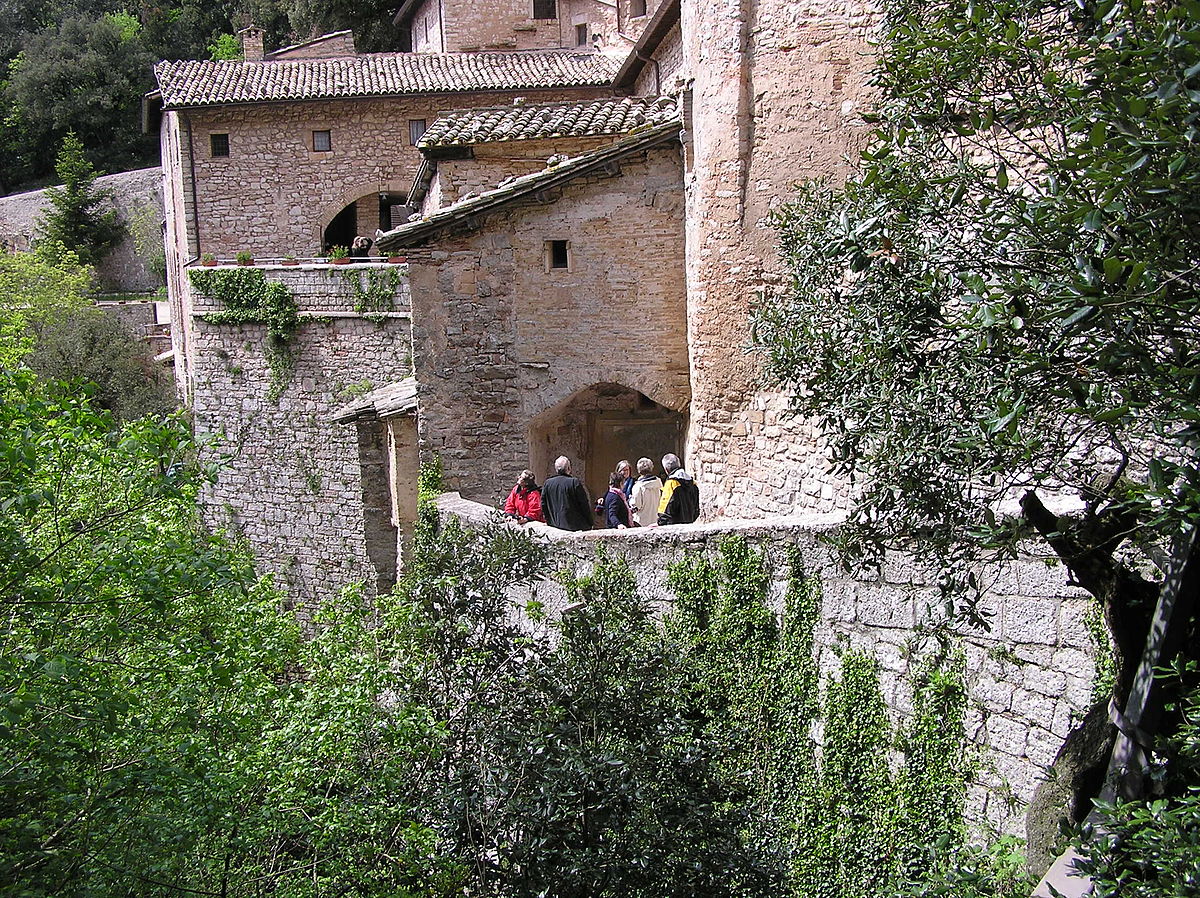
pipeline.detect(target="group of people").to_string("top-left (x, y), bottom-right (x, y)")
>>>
top-left (503, 454), bottom-right (700, 531)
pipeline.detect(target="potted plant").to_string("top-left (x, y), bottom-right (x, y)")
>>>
top-left (281, 255), bottom-right (300, 266)
top-left (387, 254), bottom-right (407, 264)
top-left (328, 245), bottom-right (351, 264)
top-left (200, 252), bottom-right (218, 266)
top-left (236, 250), bottom-right (255, 266)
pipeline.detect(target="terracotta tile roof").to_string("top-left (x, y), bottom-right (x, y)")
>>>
top-left (154, 51), bottom-right (620, 109)
top-left (418, 96), bottom-right (678, 147)
top-left (377, 119), bottom-right (681, 251)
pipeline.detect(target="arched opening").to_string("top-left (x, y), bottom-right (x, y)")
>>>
top-left (320, 190), bottom-right (410, 253)
top-left (529, 383), bottom-right (687, 503)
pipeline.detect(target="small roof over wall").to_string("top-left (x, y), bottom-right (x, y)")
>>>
top-left (612, 0), bottom-right (681, 90)
top-left (378, 118), bottom-right (681, 250)
top-left (154, 51), bottom-right (620, 109)
top-left (267, 30), bottom-right (356, 60)
top-left (417, 95), bottom-right (678, 147)
top-left (331, 377), bottom-right (419, 423)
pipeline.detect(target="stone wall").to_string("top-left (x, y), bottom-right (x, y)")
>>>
top-left (680, 0), bottom-right (882, 518)
top-left (409, 0), bottom-right (649, 53)
top-left (0, 166), bottom-right (164, 292)
top-left (188, 263), bottom-right (413, 609)
top-left (633, 21), bottom-right (683, 96)
top-left (409, 143), bottom-right (688, 507)
top-left (166, 87), bottom-right (612, 261)
top-left (437, 491), bottom-right (1097, 841)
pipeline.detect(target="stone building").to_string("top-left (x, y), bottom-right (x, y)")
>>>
top-left (384, 117), bottom-right (687, 504)
top-left (155, 0), bottom-right (882, 592)
top-left (155, 0), bottom-right (1101, 856)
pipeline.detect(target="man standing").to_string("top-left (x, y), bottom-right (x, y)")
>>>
top-left (541, 456), bottom-right (594, 531)
top-left (657, 453), bottom-right (699, 526)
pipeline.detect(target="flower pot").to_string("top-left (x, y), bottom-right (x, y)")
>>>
top-left (387, 255), bottom-right (407, 264)
top-left (331, 257), bottom-right (351, 265)
top-left (201, 259), bottom-right (218, 267)
top-left (237, 258), bottom-right (255, 266)
top-left (281, 259), bottom-right (300, 266)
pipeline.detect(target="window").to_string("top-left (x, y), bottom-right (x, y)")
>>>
top-left (210, 133), bottom-right (229, 157)
top-left (312, 129), bottom-right (332, 152)
top-left (575, 23), bottom-right (589, 46)
top-left (630, 0), bottom-right (646, 16)
top-left (546, 239), bottom-right (569, 270)
top-left (532, 0), bottom-right (556, 19)
top-left (409, 119), bottom-right (427, 145)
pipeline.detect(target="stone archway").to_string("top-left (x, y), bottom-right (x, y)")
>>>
top-left (529, 383), bottom-right (687, 503)
top-left (315, 184), bottom-right (410, 253)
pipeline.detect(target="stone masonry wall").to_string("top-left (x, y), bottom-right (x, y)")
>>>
top-left (437, 492), bottom-right (1097, 841)
top-left (0, 166), bottom-right (164, 292)
top-left (188, 263), bottom-right (413, 610)
top-left (168, 86), bottom-right (612, 261)
top-left (409, 0), bottom-right (615, 52)
top-left (681, 0), bottom-right (882, 518)
top-left (409, 143), bottom-right (688, 507)
top-left (633, 21), bottom-right (683, 97)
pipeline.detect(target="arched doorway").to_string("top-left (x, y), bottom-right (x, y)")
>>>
top-left (529, 383), bottom-right (687, 503)
top-left (321, 191), bottom-right (410, 253)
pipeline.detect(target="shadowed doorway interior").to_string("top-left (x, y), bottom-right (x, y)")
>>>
top-left (529, 383), bottom-right (687, 504)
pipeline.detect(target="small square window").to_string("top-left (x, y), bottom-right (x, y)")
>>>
top-left (533, 0), bottom-right (557, 19)
top-left (547, 239), bottom-right (569, 270)
top-left (210, 133), bottom-right (229, 157)
top-left (630, 0), bottom-right (646, 16)
top-left (312, 129), bottom-right (332, 152)
top-left (409, 119), bottom-right (427, 145)
top-left (575, 23), bottom-right (589, 46)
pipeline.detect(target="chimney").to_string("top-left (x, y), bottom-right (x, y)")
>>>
top-left (239, 25), bottom-right (265, 61)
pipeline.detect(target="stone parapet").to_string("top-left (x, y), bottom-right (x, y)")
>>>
top-left (187, 262), bottom-right (412, 316)
top-left (435, 491), bottom-right (1095, 841)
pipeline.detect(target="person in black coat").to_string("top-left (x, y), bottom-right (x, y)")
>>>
top-left (541, 456), bottom-right (594, 531)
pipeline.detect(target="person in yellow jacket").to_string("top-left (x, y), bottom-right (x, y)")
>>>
top-left (657, 453), bottom-right (699, 525)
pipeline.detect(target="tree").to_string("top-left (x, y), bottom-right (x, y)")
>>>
top-left (5, 14), bottom-right (157, 181)
top-left (285, 0), bottom-right (406, 52)
top-left (0, 242), bottom-right (92, 367)
top-left (0, 255), bottom-right (454, 897)
top-left (753, 0), bottom-right (1200, 831)
top-left (37, 132), bottom-right (126, 265)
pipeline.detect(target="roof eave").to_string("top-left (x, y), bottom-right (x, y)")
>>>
top-left (393, 0), bottom-right (424, 28)
top-left (612, 0), bottom-right (682, 90)
top-left (377, 120), bottom-right (681, 251)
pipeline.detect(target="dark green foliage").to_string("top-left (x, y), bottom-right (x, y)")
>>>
top-left (665, 538), bottom-right (1025, 897)
top-left (286, 0), bottom-right (406, 52)
top-left (754, 0), bottom-right (1200, 702)
top-left (190, 266), bottom-right (300, 400)
top-left (0, 368), bottom-right (459, 896)
top-left (24, 306), bottom-right (177, 422)
top-left (387, 519), bottom-right (774, 897)
top-left (6, 17), bottom-right (157, 184)
top-left (36, 133), bottom-right (126, 266)
top-left (1077, 675), bottom-right (1200, 897)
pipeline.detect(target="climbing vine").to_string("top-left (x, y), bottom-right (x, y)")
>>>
top-left (338, 266), bottom-right (403, 314)
top-left (664, 536), bottom-right (1031, 898)
top-left (189, 267), bottom-right (300, 402)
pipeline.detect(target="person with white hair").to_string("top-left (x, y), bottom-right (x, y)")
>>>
top-left (629, 457), bottom-right (663, 528)
top-left (657, 453), bottom-right (699, 526)
top-left (540, 456), bottom-right (593, 531)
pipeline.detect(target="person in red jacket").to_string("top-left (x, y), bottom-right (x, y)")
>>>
top-left (503, 470), bottom-right (544, 524)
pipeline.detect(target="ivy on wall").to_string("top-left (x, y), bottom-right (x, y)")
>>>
top-left (189, 267), bottom-right (300, 402)
top-left (664, 536), bottom-right (1031, 898)
top-left (338, 266), bottom-right (403, 315)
